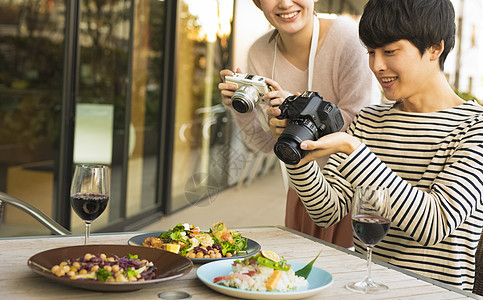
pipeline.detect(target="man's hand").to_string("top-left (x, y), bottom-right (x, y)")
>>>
top-left (295, 132), bottom-right (362, 166)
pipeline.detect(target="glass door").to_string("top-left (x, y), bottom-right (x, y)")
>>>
top-left (169, 0), bottom-right (235, 212)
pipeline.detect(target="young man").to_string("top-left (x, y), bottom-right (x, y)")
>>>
top-left (286, 0), bottom-right (483, 291)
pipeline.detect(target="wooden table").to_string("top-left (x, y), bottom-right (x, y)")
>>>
top-left (0, 226), bottom-right (480, 299)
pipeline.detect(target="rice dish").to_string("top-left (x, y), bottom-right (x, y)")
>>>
top-left (213, 253), bottom-right (308, 292)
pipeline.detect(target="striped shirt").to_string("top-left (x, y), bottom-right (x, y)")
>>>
top-left (286, 100), bottom-right (483, 291)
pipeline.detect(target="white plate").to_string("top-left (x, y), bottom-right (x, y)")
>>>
top-left (196, 259), bottom-right (333, 299)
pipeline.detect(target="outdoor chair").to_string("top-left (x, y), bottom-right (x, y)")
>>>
top-left (0, 191), bottom-right (70, 235)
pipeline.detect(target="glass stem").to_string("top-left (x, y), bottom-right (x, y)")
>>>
top-left (84, 221), bottom-right (91, 245)
top-left (366, 246), bottom-right (373, 281)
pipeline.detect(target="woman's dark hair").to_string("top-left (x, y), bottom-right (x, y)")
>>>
top-left (359, 0), bottom-right (455, 71)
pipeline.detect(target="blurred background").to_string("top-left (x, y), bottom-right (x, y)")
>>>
top-left (0, 0), bottom-right (481, 237)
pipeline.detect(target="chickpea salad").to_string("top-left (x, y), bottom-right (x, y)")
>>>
top-left (50, 253), bottom-right (156, 282)
top-left (143, 221), bottom-right (248, 259)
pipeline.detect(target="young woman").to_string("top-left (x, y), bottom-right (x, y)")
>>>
top-left (287, 0), bottom-right (483, 290)
top-left (219, 0), bottom-right (373, 248)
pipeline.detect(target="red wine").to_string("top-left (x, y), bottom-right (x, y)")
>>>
top-left (352, 215), bottom-right (390, 246)
top-left (71, 193), bottom-right (109, 221)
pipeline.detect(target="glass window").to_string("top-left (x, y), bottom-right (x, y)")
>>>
top-left (71, 0), bottom-right (132, 233)
top-left (125, 0), bottom-right (166, 218)
top-left (0, 0), bottom-right (65, 237)
top-left (0, 0), bottom-right (169, 237)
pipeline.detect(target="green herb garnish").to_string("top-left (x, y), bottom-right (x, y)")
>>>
top-left (295, 249), bottom-right (322, 279)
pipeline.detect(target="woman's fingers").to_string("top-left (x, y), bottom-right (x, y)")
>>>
top-left (269, 118), bottom-right (288, 138)
top-left (264, 77), bottom-right (282, 91)
top-left (219, 68), bottom-right (244, 106)
top-left (219, 69), bottom-right (233, 79)
top-left (220, 68), bottom-right (243, 80)
top-left (219, 82), bottom-right (237, 106)
top-left (266, 105), bottom-right (281, 117)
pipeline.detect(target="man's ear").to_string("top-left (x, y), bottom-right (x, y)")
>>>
top-left (429, 41), bottom-right (444, 61)
top-left (252, 0), bottom-right (262, 10)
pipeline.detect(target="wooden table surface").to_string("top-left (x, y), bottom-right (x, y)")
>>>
top-left (0, 226), bottom-right (480, 299)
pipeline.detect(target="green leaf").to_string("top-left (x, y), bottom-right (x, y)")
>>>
top-left (159, 224), bottom-right (188, 243)
top-left (295, 249), bottom-right (322, 279)
top-left (233, 234), bottom-right (248, 253)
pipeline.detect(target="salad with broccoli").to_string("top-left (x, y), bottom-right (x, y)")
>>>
top-left (143, 221), bottom-right (248, 259)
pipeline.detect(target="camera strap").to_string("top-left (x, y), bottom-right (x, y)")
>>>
top-left (272, 16), bottom-right (319, 90)
top-left (307, 16), bottom-right (319, 90)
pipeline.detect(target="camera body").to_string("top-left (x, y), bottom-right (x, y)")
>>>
top-left (225, 73), bottom-right (270, 113)
top-left (274, 91), bottom-right (344, 165)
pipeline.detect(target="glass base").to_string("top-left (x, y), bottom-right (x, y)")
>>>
top-left (346, 278), bottom-right (389, 294)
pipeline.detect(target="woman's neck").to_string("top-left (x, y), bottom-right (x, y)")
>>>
top-left (276, 19), bottom-right (315, 70)
top-left (276, 18), bottom-right (332, 71)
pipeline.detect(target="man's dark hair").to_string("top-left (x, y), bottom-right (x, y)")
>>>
top-left (359, 0), bottom-right (455, 71)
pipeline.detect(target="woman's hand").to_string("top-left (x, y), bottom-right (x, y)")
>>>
top-left (264, 78), bottom-right (291, 139)
top-left (268, 118), bottom-right (288, 138)
top-left (264, 78), bottom-right (290, 116)
top-left (219, 68), bottom-right (242, 106)
top-left (296, 132), bottom-right (362, 166)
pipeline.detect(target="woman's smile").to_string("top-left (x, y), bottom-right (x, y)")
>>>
top-left (277, 11), bottom-right (299, 21)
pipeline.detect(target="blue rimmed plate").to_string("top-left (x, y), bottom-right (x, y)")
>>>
top-left (196, 259), bottom-right (333, 299)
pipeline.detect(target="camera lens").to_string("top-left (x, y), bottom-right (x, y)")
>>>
top-left (274, 119), bottom-right (317, 165)
top-left (232, 85), bottom-right (259, 113)
top-left (274, 142), bottom-right (301, 165)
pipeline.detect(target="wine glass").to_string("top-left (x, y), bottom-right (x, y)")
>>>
top-left (346, 185), bottom-right (391, 293)
top-left (70, 164), bottom-right (110, 245)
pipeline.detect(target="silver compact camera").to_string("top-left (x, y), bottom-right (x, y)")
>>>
top-left (225, 73), bottom-right (271, 113)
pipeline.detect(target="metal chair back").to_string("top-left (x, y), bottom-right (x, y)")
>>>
top-left (0, 192), bottom-right (70, 236)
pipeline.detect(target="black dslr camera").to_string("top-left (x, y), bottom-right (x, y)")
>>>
top-left (273, 91), bottom-right (344, 165)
